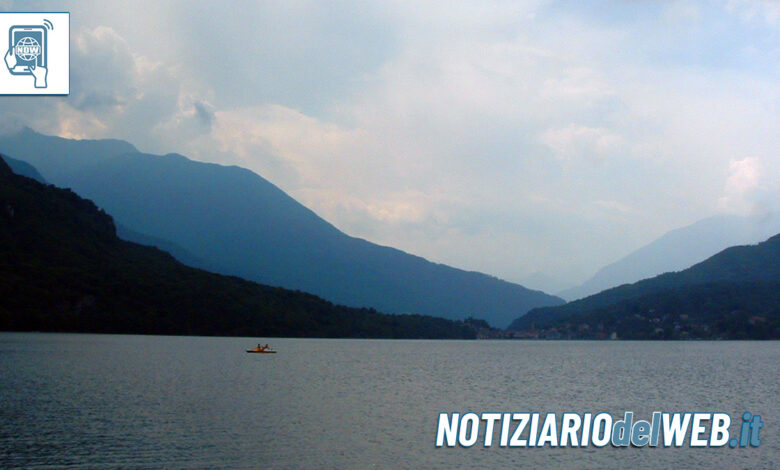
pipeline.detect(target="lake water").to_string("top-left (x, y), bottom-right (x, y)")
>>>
top-left (0, 333), bottom-right (777, 469)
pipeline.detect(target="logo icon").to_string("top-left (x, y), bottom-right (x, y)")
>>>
top-left (5, 23), bottom-right (50, 88)
top-left (0, 13), bottom-right (68, 95)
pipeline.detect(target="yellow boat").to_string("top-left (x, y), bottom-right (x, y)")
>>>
top-left (246, 344), bottom-right (276, 353)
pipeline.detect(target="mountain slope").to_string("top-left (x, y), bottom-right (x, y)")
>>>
top-left (0, 157), bottom-right (476, 339)
top-left (115, 223), bottom-right (211, 270)
top-left (559, 214), bottom-right (780, 301)
top-left (1, 154), bottom-right (46, 183)
top-left (510, 234), bottom-right (780, 339)
top-left (0, 129), bottom-right (563, 327)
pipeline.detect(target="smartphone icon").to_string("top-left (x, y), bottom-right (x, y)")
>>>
top-left (9, 25), bottom-right (46, 75)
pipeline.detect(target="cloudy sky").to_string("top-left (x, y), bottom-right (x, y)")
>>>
top-left (2, 0), bottom-right (779, 288)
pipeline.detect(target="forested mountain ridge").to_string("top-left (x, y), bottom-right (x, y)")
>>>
top-left (0, 157), bottom-right (477, 339)
top-left (0, 128), bottom-right (563, 327)
top-left (510, 234), bottom-right (780, 339)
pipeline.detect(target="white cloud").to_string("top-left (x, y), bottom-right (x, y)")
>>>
top-left (727, 0), bottom-right (780, 24)
top-left (540, 125), bottom-right (624, 164)
top-left (726, 158), bottom-right (761, 194)
top-left (718, 157), bottom-right (766, 215)
top-left (663, 1), bottom-right (702, 24)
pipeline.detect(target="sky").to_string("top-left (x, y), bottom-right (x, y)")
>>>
top-left (1, 0), bottom-right (779, 289)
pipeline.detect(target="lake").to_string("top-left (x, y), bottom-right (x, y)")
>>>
top-left (0, 333), bottom-right (777, 468)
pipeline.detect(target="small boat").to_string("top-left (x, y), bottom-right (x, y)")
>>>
top-left (246, 344), bottom-right (276, 354)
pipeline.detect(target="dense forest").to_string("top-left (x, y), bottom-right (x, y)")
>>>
top-left (0, 158), bottom-right (476, 339)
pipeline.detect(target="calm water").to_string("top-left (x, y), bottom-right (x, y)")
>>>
top-left (0, 333), bottom-right (777, 469)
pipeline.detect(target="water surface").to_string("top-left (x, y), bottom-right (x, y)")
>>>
top-left (0, 334), bottom-right (777, 468)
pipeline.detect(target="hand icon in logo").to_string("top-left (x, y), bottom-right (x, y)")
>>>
top-left (30, 63), bottom-right (47, 88)
top-left (5, 46), bottom-right (47, 88)
top-left (4, 46), bottom-right (16, 70)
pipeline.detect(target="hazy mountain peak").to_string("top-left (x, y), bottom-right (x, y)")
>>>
top-left (0, 128), bottom-right (138, 182)
top-left (559, 213), bottom-right (780, 301)
top-left (512, 231), bottom-right (780, 336)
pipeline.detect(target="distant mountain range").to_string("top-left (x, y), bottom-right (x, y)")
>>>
top-left (559, 213), bottom-right (780, 301)
top-left (0, 157), bottom-right (476, 339)
top-left (0, 128), bottom-right (562, 327)
top-left (511, 234), bottom-right (780, 339)
top-left (520, 271), bottom-right (572, 295)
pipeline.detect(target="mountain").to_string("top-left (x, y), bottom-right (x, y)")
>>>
top-left (510, 234), bottom-right (780, 339)
top-left (115, 223), bottom-right (211, 270)
top-left (1, 154), bottom-right (45, 183)
top-left (520, 272), bottom-right (572, 295)
top-left (559, 214), bottom-right (780, 301)
top-left (3, 147), bottom-right (211, 270)
top-left (0, 128), bottom-right (563, 327)
top-left (0, 157), bottom-right (476, 339)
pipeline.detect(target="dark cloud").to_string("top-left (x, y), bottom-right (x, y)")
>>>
top-left (73, 92), bottom-right (124, 111)
top-left (193, 101), bottom-right (214, 129)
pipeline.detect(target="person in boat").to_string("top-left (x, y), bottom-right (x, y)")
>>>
top-left (264, 344), bottom-right (270, 350)
top-left (256, 343), bottom-right (265, 351)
